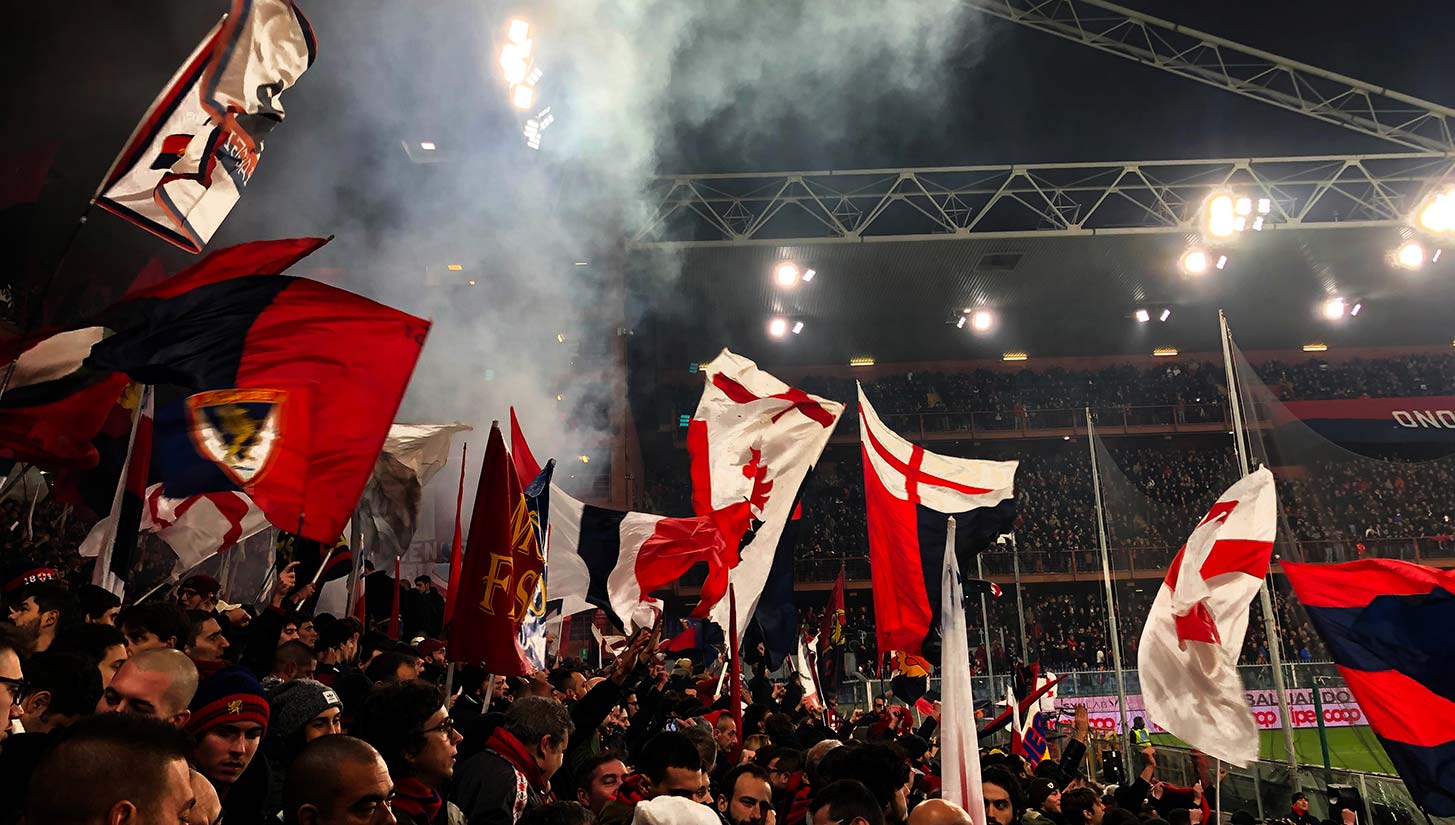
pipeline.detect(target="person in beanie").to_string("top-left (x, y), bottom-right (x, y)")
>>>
top-left (188, 665), bottom-right (272, 825)
top-left (262, 678), bottom-right (345, 817)
top-left (356, 679), bottom-right (465, 825)
top-left (178, 575), bottom-right (223, 611)
top-left (1022, 778), bottom-right (1063, 825)
top-left (454, 694), bottom-right (574, 825)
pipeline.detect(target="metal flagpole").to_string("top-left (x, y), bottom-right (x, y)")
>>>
top-left (344, 505), bottom-right (364, 619)
top-left (1086, 408), bottom-right (1133, 771)
top-left (1010, 534), bottom-right (1030, 663)
top-left (1220, 309), bottom-right (1298, 769)
top-left (975, 553), bottom-right (996, 695)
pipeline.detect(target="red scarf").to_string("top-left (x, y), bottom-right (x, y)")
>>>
top-left (615, 773), bottom-right (652, 805)
top-left (393, 777), bottom-right (443, 823)
top-left (486, 726), bottom-right (552, 798)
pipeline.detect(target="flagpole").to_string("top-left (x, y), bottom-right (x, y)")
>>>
top-left (975, 553), bottom-right (996, 694)
top-left (1220, 309), bottom-right (1298, 770)
top-left (389, 555), bottom-right (402, 640)
top-left (1010, 534), bottom-right (1029, 665)
top-left (1086, 408), bottom-right (1133, 773)
top-left (344, 505), bottom-right (364, 619)
top-left (91, 384), bottom-right (150, 596)
top-left (728, 584), bottom-right (744, 765)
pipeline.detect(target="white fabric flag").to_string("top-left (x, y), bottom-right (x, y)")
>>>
top-left (690, 350), bottom-right (844, 640)
top-left (939, 516), bottom-right (986, 825)
top-left (95, 0), bottom-right (316, 252)
top-left (81, 484), bottom-right (269, 574)
top-left (795, 634), bottom-right (821, 711)
top-left (1137, 466), bottom-right (1277, 766)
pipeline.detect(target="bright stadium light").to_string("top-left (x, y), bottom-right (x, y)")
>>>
top-left (1436, 249), bottom-right (1445, 263)
top-left (956, 316), bottom-right (967, 329)
top-left (1235, 197), bottom-right (1253, 216)
top-left (1134, 309), bottom-right (1151, 323)
top-left (500, 43), bottom-right (530, 85)
top-left (507, 18), bottom-right (531, 45)
top-left (1216, 255), bottom-right (1229, 270)
top-left (420, 141), bottom-right (437, 151)
top-left (792, 321), bottom-right (804, 335)
top-left (1159, 308), bottom-right (1172, 322)
top-left (773, 262), bottom-right (800, 287)
top-left (1323, 297), bottom-right (1347, 319)
top-left (1351, 302), bottom-right (1363, 316)
top-left (1205, 193), bottom-right (1237, 238)
top-left (971, 309), bottom-right (994, 332)
top-left (768, 317), bottom-right (789, 338)
top-left (1181, 249), bottom-right (1210, 275)
top-left (512, 84), bottom-right (535, 110)
top-left (801, 268), bottom-right (816, 282)
top-left (1417, 189), bottom-right (1455, 233)
top-left (1394, 240), bottom-right (1426, 270)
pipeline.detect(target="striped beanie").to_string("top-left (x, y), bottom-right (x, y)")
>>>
top-left (187, 665), bottom-right (270, 737)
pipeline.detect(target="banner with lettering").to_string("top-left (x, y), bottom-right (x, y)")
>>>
top-left (1270, 396), bottom-right (1455, 444)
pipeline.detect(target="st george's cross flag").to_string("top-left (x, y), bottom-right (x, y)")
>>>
top-left (547, 485), bottom-right (729, 633)
top-left (96, 0), bottom-right (316, 253)
top-left (688, 350), bottom-right (844, 641)
top-left (859, 384), bottom-right (1017, 656)
top-left (1283, 559), bottom-right (1455, 815)
top-left (1138, 466), bottom-right (1277, 766)
top-left (81, 484), bottom-right (267, 575)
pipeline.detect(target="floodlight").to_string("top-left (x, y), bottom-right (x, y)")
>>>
top-left (420, 141), bottom-right (437, 151)
top-left (1395, 241), bottom-right (1426, 270)
top-left (1323, 297), bottom-right (1346, 319)
top-left (1002, 352), bottom-right (1028, 362)
top-left (500, 44), bottom-right (528, 84)
top-left (773, 262), bottom-right (800, 287)
top-left (801, 269), bottom-right (816, 282)
top-left (1216, 255), bottom-right (1229, 270)
top-left (556, 333), bottom-right (566, 343)
top-left (579, 454), bottom-right (590, 464)
top-left (971, 310), bottom-right (994, 331)
top-left (1436, 249), bottom-right (1445, 263)
top-left (507, 18), bottom-right (531, 45)
top-left (1252, 216), bottom-right (1265, 232)
top-left (446, 264), bottom-right (463, 271)
top-left (1257, 198), bottom-right (1272, 215)
top-left (512, 84), bottom-right (535, 110)
top-left (1205, 193), bottom-right (1237, 238)
top-left (1153, 347), bottom-right (1178, 357)
top-left (1303, 343), bottom-right (1328, 352)
top-left (1417, 189), bottom-right (1455, 233)
top-left (850, 357), bottom-right (875, 367)
top-left (792, 321), bottom-right (804, 335)
top-left (1235, 197), bottom-right (1253, 216)
top-left (1351, 302), bottom-right (1362, 316)
top-left (1134, 309), bottom-right (1150, 323)
top-left (956, 316), bottom-right (967, 329)
top-left (768, 317), bottom-right (789, 338)
top-left (1159, 308), bottom-right (1171, 322)
top-left (467, 279), bottom-right (476, 286)
top-left (1181, 249), bottom-right (1210, 274)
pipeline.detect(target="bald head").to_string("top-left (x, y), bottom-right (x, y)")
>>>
top-left (284, 735), bottom-right (395, 825)
top-left (909, 799), bottom-right (975, 825)
top-left (98, 648), bottom-right (198, 723)
top-left (806, 738), bottom-right (843, 785)
top-left (189, 768), bottom-right (221, 825)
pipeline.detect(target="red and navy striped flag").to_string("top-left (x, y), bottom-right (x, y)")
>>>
top-left (1284, 559), bottom-right (1455, 815)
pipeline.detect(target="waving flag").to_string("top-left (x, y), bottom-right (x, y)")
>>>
top-left (1283, 559), bottom-right (1455, 815)
top-left (96, 0), bottom-right (316, 252)
top-left (84, 237), bottom-right (429, 543)
top-left (818, 566), bottom-right (847, 693)
top-left (360, 423), bottom-right (471, 562)
top-left (1137, 466), bottom-right (1276, 766)
top-left (548, 485), bottom-right (728, 632)
top-left (81, 484), bottom-right (267, 573)
top-left (859, 384), bottom-right (1017, 655)
top-left (689, 350), bottom-right (844, 641)
top-left (0, 329), bottom-right (130, 468)
top-left (938, 517), bottom-right (986, 824)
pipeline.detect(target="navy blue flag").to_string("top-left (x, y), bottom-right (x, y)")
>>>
top-left (1284, 559), bottom-right (1455, 815)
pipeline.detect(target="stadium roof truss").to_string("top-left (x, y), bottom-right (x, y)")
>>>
top-left (632, 0), bottom-right (1455, 250)
top-left (631, 152), bottom-right (1455, 248)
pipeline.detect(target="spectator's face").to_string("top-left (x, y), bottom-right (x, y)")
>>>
top-left (299, 621), bottom-right (318, 648)
top-left (693, 771), bottom-right (712, 804)
top-left (304, 754), bottom-right (396, 825)
top-left (305, 707), bottom-right (343, 741)
top-left (178, 588), bottom-right (206, 611)
top-left (89, 605), bottom-right (120, 626)
top-left (394, 660), bottom-right (421, 682)
top-left (578, 758), bottom-right (627, 814)
top-left (7, 596), bottom-right (47, 640)
top-left (767, 758), bottom-right (793, 792)
top-left (99, 643), bottom-right (128, 689)
top-left (558, 671), bottom-right (587, 701)
top-left (187, 767), bottom-right (221, 825)
top-left (652, 766), bottom-right (702, 798)
top-left (1294, 799), bottom-right (1310, 815)
top-left (1086, 800), bottom-right (1106, 825)
top-left (410, 706), bottom-right (461, 787)
top-left (122, 624), bottom-right (173, 655)
top-left (150, 757), bottom-right (200, 825)
top-left (1042, 789), bottom-right (1062, 814)
top-left (194, 721), bottom-right (264, 786)
top-left (190, 618), bottom-right (230, 661)
top-left (99, 661), bottom-right (187, 723)
top-left (723, 773), bottom-right (773, 825)
top-left (715, 718), bottom-right (738, 751)
top-left (415, 581), bottom-right (430, 593)
top-left (983, 781), bottom-right (1015, 825)
top-left (280, 623), bottom-right (300, 644)
top-left (0, 648), bottom-right (22, 739)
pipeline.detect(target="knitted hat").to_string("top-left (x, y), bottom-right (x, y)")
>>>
top-left (632, 796), bottom-right (722, 825)
top-left (1026, 777), bottom-right (1059, 809)
top-left (187, 666), bottom-right (270, 738)
top-left (267, 678), bottom-right (343, 740)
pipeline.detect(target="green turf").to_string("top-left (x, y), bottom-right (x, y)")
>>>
top-left (1150, 727), bottom-right (1395, 774)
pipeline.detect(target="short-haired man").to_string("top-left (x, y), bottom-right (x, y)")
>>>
top-left (0, 650), bottom-right (99, 818)
top-left (0, 624), bottom-right (25, 742)
top-left (118, 601), bottom-right (190, 653)
top-left (909, 800), bottom-right (975, 825)
top-left (266, 639), bottom-right (319, 689)
top-left (8, 580), bottom-right (77, 655)
top-left (810, 779), bottom-right (885, 825)
top-left (283, 735), bottom-right (396, 825)
top-left (550, 666), bottom-right (587, 702)
top-left (817, 743), bottom-right (910, 825)
top-left (357, 679), bottom-right (464, 824)
top-left (455, 694), bottom-right (574, 823)
top-left (98, 647), bottom-right (199, 725)
top-left (719, 763), bottom-right (776, 825)
top-left (1061, 788), bottom-right (1104, 825)
top-left (598, 730), bottom-right (705, 825)
top-left (76, 583), bottom-right (121, 625)
top-left (187, 666), bottom-right (272, 821)
top-left (186, 609), bottom-right (231, 666)
top-left (51, 621), bottom-right (129, 689)
top-left (576, 752), bottom-right (630, 815)
top-left (25, 712), bottom-right (198, 825)
top-left (365, 650), bottom-right (421, 685)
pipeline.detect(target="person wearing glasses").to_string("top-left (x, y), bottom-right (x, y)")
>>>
top-left (358, 680), bottom-right (464, 825)
top-left (0, 624), bottom-right (25, 743)
top-left (454, 695), bottom-right (573, 825)
top-left (283, 734), bottom-right (397, 825)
